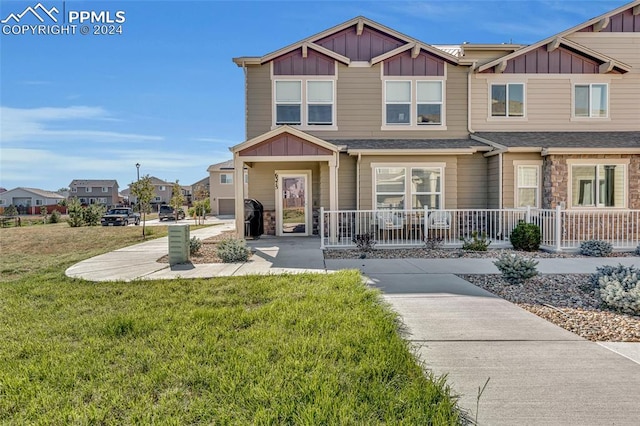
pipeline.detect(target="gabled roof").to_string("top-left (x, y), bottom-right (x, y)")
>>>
top-left (472, 132), bottom-right (640, 154)
top-left (232, 16), bottom-right (460, 67)
top-left (1, 187), bottom-right (65, 199)
top-left (231, 125), bottom-right (339, 154)
top-left (70, 179), bottom-right (118, 187)
top-left (148, 177), bottom-right (173, 186)
top-left (477, 0), bottom-right (638, 73)
top-left (207, 159), bottom-right (235, 172)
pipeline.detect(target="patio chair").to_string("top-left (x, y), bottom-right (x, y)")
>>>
top-left (426, 211), bottom-right (452, 240)
top-left (376, 210), bottom-right (405, 242)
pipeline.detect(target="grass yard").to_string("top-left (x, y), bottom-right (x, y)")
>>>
top-left (0, 225), bottom-right (462, 424)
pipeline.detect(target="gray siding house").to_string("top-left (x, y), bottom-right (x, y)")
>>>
top-left (69, 180), bottom-right (120, 207)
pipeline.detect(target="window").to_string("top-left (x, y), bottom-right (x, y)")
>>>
top-left (220, 174), bottom-right (233, 184)
top-left (86, 187), bottom-right (92, 193)
top-left (491, 83), bottom-right (524, 117)
top-left (384, 80), bottom-right (444, 127)
top-left (574, 84), bottom-right (607, 118)
top-left (571, 163), bottom-right (625, 208)
top-left (159, 186), bottom-right (166, 191)
top-left (0, 199), bottom-right (5, 205)
top-left (374, 165), bottom-right (443, 209)
top-left (244, 173), bottom-right (249, 184)
top-left (154, 196), bottom-right (162, 202)
top-left (79, 198), bottom-right (86, 204)
top-left (515, 165), bottom-right (540, 207)
top-left (274, 80), bottom-right (334, 126)
top-left (102, 187), bottom-right (109, 193)
top-left (98, 198), bottom-right (107, 204)
top-left (71, 187), bottom-right (77, 193)
top-left (35, 200), bottom-right (42, 206)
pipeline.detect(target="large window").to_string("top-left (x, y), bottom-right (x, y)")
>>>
top-left (491, 83), bottom-right (524, 117)
top-left (274, 80), bottom-right (334, 126)
top-left (220, 174), bottom-right (233, 184)
top-left (375, 166), bottom-right (443, 209)
top-left (384, 80), bottom-right (444, 127)
top-left (515, 165), bottom-right (540, 207)
top-left (574, 84), bottom-right (607, 118)
top-left (571, 163), bottom-right (625, 208)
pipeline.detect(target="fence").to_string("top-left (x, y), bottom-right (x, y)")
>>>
top-left (320, 207), bottom-right (640, 251)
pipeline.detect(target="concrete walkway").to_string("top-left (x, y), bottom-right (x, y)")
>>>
top-left (66, 233), bottom-right (640, 424)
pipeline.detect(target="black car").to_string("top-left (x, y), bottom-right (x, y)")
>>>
top-left (159, 205), bottom-right (186, 221)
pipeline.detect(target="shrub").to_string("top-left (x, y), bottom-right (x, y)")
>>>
top-left (67, 198), bottom-right (84, 227)
top-left (352, 233), bottom-right (377, 253)
top-left (493, 253), bottom-right (539, 284)
top-left (593, 264), bottom-right (640, 315)
top-left (461, 231), bottom-right (491, 251)
top-left (580, 239), bottom-right (613, 257)
top-left (48, 210), bottom-right (61, 224)
top-left (216, 238), bottom-right (251, 263)
top-left (510, 222), bottom-right (541, 251)
top-left (3, 204), bottom-right (18, 217)
top-left (84, 204), bottom-right (106, 226)
top-left (190, 237), bottom-right (202, 254)
top-left (635, 244), bottom-right (640, 256)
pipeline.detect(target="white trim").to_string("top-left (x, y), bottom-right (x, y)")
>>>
top-left (220, 173), bottom-right (233, 185)
top-left (571, 82), bottom-right (609, 120)
top-left (381, 76), bottom-right (447, 129)
top-left (272, 77), bottom-right (337, 129)
top-left (371, 162), bottom-right (446, 210)
top-left (276, 170), bottom-right (312, 236)
top-left (513, 161), bottom-right (543, 208)
top-left (567, 159), bottom-right (629, 209)
top-left (489, 82), bottom-right (526, 119)
top-left (231, 125), bottom-right (339, 154)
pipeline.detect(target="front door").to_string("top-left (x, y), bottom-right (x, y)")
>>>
top-left (276, 171), bottom-right (311, 236)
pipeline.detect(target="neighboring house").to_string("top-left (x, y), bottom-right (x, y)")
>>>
top-left (229, 2), bottom-right (640, 238)
top-left (0, 187), bottom-right (65, 214)
top-left (69, 180), bottom-right (120, 207)
top-left (190, 176), bottom-right (210, 208)
top-left (207, 160), bottom-right (248, 216)
top-left (129, 177), bottom-right (174, 208)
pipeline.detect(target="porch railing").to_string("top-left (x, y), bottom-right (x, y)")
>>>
top-left (320, 207), bottom-right (640, 251)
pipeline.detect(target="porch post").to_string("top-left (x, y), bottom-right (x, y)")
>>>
top-left (328, 156), bottom-right (338, 243)
top-left (233, 153), bottom-right (245, 238)
top-left (555, 205), bottom-right (562, 252)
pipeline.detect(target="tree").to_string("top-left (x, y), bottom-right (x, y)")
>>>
top-left (67, 197), bottom-right (84, 227)
top-left (170, 180), bottom-right (185, 222)
top-left (130, 175), bottom-right (154, 237)
top-left (192, 184), bottom-right (209, 225)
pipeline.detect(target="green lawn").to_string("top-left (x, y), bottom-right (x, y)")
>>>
top-left (0, 225), bottom-right (462, 424)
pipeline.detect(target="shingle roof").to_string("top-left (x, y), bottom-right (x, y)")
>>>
top-left (326, 139), bottom-right (490, 150)
top-left (473, 132), bottom-right (640, 149)
top-left (13, 187), bottom-right (65, 199)
top-left (70, 179), bottom-right (118, 187)
top-left (207, 159), bottom-right (235, 171)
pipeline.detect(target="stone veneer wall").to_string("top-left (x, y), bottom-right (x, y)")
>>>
top-left (543, 154), bottom-right (640, 209)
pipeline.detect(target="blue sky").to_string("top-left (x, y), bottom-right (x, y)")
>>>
top-left (0, 0), bottom-right (624, 192)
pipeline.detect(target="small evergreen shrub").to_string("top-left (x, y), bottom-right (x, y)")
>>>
top-left (580, 239), bottom-right (613, 257)
top-left (635, 244), bottom-right (640, 256)
top-left (510, 222), bottom-right (541, 251)
top-left (217, 238), bottom-right (251, 263)
top-left (3, 205), bottom-right (18, 217)
top-left (352, 233), bottom-right (377, 252)
top-left (189, 237), bottom-right (202, 254)
top-left (67, 198), bottom-right (84, 227)
top-left (593, 264), bottom-right (640, 315)
top-left (48, 210), bottom-right (61, 224)
top-left (84, 204), bottom-right (106, 226)
top-left (493, 253), bottom-right (539, 284)
top-left (461, 231), bottom-right (491, 251)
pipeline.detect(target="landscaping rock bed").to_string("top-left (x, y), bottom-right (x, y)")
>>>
top-left (158, 230), bottom-right (236, 264)
top-left (324, 247), bottom-right (636, 259)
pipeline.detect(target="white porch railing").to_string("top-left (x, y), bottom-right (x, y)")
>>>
top-left (320, 207), bottom-right (640, 251)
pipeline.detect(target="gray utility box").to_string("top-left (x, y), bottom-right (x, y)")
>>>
top-left (168, 224), bottom-right (190, 265)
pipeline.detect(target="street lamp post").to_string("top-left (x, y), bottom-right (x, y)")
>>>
top-left (135, 163), bottom-right (140, 211)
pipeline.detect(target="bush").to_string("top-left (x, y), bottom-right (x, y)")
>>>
top-left (493, 253), bottom-right (539, 284)
top-left (216, 238), bottom-right (251, 263)
top-left (190, 237), bottom-right (202, 254)
top-left (67, 198), bottom-right (84, 227)
top-left (423, 236), bottom-right (444, 250)
top-left (635, 244), bottom-right (640, 256)
top-left (48, 210), bottom-right (61, 224)
top-left (84, 204), bottom-right (106, 226)
top-left (352, 233), bottom-right (376, 253)
top-left (510, 222), bottom-right (541, 251)
top-left (580, 239), bottom-right (613, 257)
top-left (3, 204), bottom-right (18, 217)
top-left (593, 264), bottom-right (640, 315)
top-left (461, 231), bottom-right (491, 251)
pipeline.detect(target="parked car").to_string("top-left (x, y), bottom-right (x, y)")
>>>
top-left (159, 205), bottom-right (186, 221)
top-left (101, 207), bottom-right (140, 226)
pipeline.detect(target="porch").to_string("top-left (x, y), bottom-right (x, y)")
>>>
top-left (320, 207), bottom-right (640, 251)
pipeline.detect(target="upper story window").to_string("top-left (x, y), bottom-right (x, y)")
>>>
top-left (159, 186), bottom-right (166, 191)
top-left (274, 79), bottom-right (335, 127)
top-left (491, 83), bottom-right (524, 117)
top-left (574, 83), bottom-right (607, 118)
top-left (383, 80), bottom-right (444, 128)
top-left (570, 161), bottom-right (626, 208)
top-left (71, 187), bottom-right (77, 193)
top-left (85, 187), bottom-right (92, 193)
top-left (102, 187), bottom-right (109, 193)
top-left (220, 174), bottom-right (233, 184)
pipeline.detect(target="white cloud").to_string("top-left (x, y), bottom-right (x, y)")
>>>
top-left (0, 105), bottom-right (163, 143)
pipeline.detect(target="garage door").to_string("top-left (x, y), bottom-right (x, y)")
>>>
top-left (218, 199), bottom-right (235, 216)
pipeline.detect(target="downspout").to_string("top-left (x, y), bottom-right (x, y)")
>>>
top-left (242, 61), bottom-right (248, 141)
top-left (499, 151), bottom-right (503, 209)
top-left (356, 153), bottom-right (361, 210)
top-left (467, 60), bottom-right (477, 134)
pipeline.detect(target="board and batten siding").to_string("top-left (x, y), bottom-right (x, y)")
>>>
top-left (487, 155), bottom-right (500, 209)
top-left (357, 155), bottom-right (459, 210)
top-left (338, 154), bottom-right (357, 210)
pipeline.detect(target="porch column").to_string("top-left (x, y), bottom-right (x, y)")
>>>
top-left (328, 155), bottom-right (338, 243)
top-left (234, 154), bottom-right (245, 238)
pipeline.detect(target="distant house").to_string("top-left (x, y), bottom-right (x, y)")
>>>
top-left (129, 177), bottom-right (174, 208)
top-left (69, 179), bottom-right (120, 207)
top-left (207, 160), bottom-right (248, 216)
top-left (0, 187), bottom-right (65, 214)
